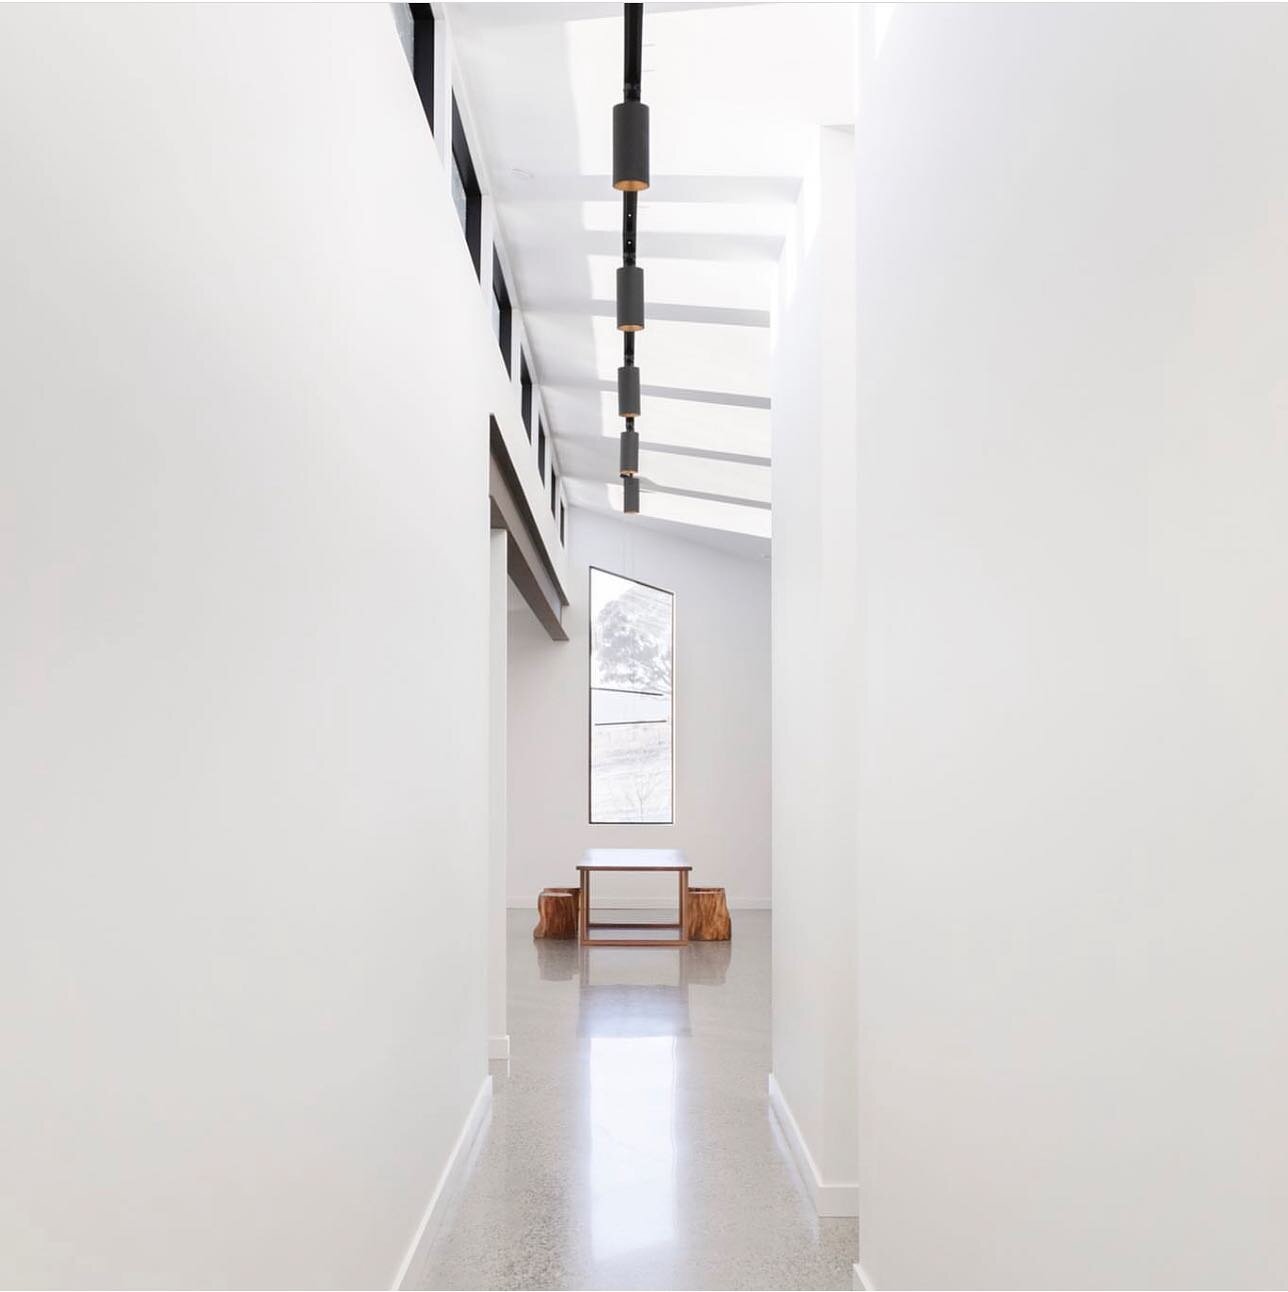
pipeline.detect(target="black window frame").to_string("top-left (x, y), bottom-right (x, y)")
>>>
top-left (492, 251), bottom-right (512, 375)
top-left (410, 5), bottom-right (435, 134)
top-left (587, 566), bottom-right (676, 826)
top-left (450, 96), bottom-right (482, 278)
top-left (519, 354), bottom-right (533, 441)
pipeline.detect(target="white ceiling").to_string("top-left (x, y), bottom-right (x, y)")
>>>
top-left (448, 1), bottom-right (858, 558)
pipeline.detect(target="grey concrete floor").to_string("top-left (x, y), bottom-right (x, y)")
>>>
top-left (418, 910), bottom-right (857, 1291)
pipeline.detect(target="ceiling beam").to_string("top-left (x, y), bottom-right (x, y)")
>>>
top-left (641, 485), bottom-right (771, 512)
top-left (581, 229), bottom-right (781, 262)
top-left (538, 300), bottom-right (770, 328)
top-left (499, 174), bottom-right (801, 204)
top-left (636, 442), bottom-right (770, 468)
top-left (601, 380), bottom-right (771, 410)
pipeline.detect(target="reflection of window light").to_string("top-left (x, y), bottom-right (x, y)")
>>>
top-left (589, 1037), bottom-right (677, 1263)
top-left (589, 567), bottom-right (674, 824)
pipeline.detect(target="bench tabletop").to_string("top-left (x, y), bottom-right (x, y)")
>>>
top-left (577, 847), bottom-right (691, 871)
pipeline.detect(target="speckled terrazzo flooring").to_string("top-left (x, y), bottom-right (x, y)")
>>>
top-left (418, 910), bottom-right (857, 1291)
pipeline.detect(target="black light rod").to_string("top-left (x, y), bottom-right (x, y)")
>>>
top-left (622, 190), bottom-right (637, 265)
top-left (623, 3), bottom-right (643, 101)
top-left (618, 1), bottom-right (645, 513)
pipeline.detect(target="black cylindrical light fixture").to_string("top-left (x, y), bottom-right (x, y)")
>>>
top-left (617, 364), bottom-right (640, 417)
top-left (619, 426), bottom-right (640, 477)
top-left (616, 265), bottom-right (644, 331)
top-left (612, 100), bottom-right (650, 192)
top-left (615, 3), bottom-right (645, 518)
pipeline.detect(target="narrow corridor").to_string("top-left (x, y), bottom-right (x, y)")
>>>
top-left (419, 912), bottom-right (856, 1291)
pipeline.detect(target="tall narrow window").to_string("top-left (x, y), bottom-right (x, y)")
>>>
top-left (409, 5), bottom-right (435, 133)
top-left (520, 354), bottom-right (533, 441)
top-left (590, 568), bottom-right (674, 824)
top-left (537, 419), bottom-right (547, 481)
top-left (550, 469), bottom-right (558, 517)
top-left (450, 96), bottom-right (482, 278)
top-left (560, 501), bottom-right (566, 545)
top-left (492, 251), bottom-right (512, 374)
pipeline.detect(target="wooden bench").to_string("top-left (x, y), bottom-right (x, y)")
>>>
top-left (533, 887), bottom-right (580, 940)
top-left (538, 880), bottom-right (731, 942)
top-left (685, 887), bottom-right (731, 941)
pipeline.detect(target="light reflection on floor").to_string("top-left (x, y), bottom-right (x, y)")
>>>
top-left (589, 1035), bottom-right (677, 1264)
top-left (418, 910), bottom-right (857, 1291)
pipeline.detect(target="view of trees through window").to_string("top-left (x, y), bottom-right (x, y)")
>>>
top-left (589, 568), bottom-right (673, 823)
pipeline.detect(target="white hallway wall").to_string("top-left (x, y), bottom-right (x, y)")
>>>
top-left (0, 6), bottom-right (498, 1287)
top-left (508, 510), bottom-right (771, 908)
top-left (488, 532), bottom-right (509, 1061)
top-left (769, 125), bottom-right (860, 1211)
top-left (855, 6), bottom-right (1288, 1288)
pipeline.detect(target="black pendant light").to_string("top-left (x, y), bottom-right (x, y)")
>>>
top-left (615, 3), bottom-right (647, 514)
top-left (617, 362), bottom-right (640, 417)
top-left (619, 424), bottom-right (640, 476)
top-left (613, 6), bottom-right (649, 192)
top-left (616, 262), bottom-right (644, 332)
top-left (613, 103), bottom-right (649, 192)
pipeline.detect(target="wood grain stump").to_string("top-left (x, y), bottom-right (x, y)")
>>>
top-left (533, 887), bottom-right (580, 940)
top-left (686, 887), bottom-right (731, 940)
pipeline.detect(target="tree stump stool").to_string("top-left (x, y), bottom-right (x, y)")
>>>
top-left (686, 887), bottom-right (731, 940)
top-left (533, 887), bottom-right (580, 940)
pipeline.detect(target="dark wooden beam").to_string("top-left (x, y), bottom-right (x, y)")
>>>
top-left (489, 418), bottom-right (569, 642)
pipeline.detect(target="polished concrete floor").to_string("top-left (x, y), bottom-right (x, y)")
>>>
top-left (418, 910), bottom-right (857, 1291)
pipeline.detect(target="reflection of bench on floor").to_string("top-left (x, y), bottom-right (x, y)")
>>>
top-left (533, 887), bottom-right (579, 939)
top-left (686, 887), bottom-right (731, 941)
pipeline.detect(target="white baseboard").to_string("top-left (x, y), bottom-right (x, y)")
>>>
top-left (767, 1073), bottom-right (859, 1218)
top-left (507, 895), bottom-right (770, 911)
top-left (853, 1261), bottom-right (876, 1290)
top-left (391, 1073), bottom-right (492, 1290)
top-left (488, 1034), bottom-right (510, 1061)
